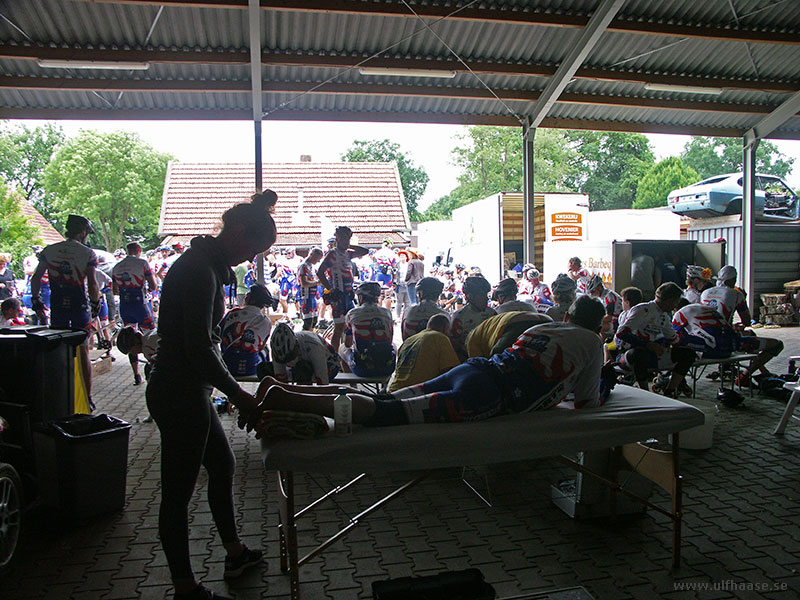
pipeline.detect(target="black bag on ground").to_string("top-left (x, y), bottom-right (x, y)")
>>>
top-left (372, 568), bottom-right (496, 599)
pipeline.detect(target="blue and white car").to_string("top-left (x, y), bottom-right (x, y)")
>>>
top-left (668, 173), bottom-right (799, 221)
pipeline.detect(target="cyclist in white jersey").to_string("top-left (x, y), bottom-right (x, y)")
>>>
top-left (401, 277), bottom-right (448, 340)
top-left (682, 265), bottom-right (713, 305)
top-left (450, 276), bottom-right (496, 361)
top-left (341, 282), bottom-right (396, 376)
top-left (700, 266), bottom-right (751, 328)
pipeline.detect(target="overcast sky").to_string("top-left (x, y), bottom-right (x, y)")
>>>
top-left (15, 119), bottom-right (800, 212)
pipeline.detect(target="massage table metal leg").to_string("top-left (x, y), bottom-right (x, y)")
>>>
top-left (671, 433), bottom-right (682, 570)
top-left (277, 471), bottom-right (300, 598)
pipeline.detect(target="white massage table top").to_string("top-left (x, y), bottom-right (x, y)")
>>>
top-left (261, 385), bottom-right (705, 474)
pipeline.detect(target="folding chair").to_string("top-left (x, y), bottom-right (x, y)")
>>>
top-left (773, 382), bottom-right (800, 435)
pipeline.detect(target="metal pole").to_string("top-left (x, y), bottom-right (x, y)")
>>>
top-left (248, 0), bottom-right (265, 284)
top-left (522, 122), bottom-right (535, 265)
top-left (742, 138), bottom-right (758, 317)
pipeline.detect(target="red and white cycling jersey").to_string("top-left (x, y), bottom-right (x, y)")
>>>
top-left (38, 239), bottom-right (97, 303)
top-left (615, 301), bottom-right (678, 350)
top-left (112, 255), bottom-right (153, 304)
top-left (219, 305), bottom-right (272, 354)
top-left (345, 304), bottom-right (394, 345)
top-left (401, 300), bottom-right (448, 340)
top-left (322, 247), bottom-right (355, 293)
top-left (700, 284), bottom-right (747, 323)
top-left (598, 287), bottom-right (623, 319)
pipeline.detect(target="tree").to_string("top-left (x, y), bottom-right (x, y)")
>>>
top-left (341, 139), bottom-right (429, 220)
top-left (0, 122), bottom-right (65, 222)
top-left (0, 181), bottom-right (42, 274)
top-left (681, 136), bottom-right (794, 180)
top-left (633, 157), bottom-right (699, 209)
top-left (564, 131), bottom-right (655, 210)
top-left (418, 126), bottom-right (576, 221)
top-left (43, 130), bottom-right (173, 251)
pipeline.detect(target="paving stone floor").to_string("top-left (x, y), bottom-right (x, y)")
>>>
top-left (2, 327), bottom-right (800, 599)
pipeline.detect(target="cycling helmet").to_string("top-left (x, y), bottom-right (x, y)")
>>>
top-left (116, 327), bottom-right (139, 355)
top-left (462, 276), bottom-right (492, 296)
top-left (717, 388), bottom-right (744, 408)
top-left (522, 263), bottom-right (536, 273)
top-left (113, 248), bottom-right (125, 259)
top-left (443, 267), bottom-right (455, 275)
top-left (525, 268), bottom-right (540, 281)
top-left (355, 281), bottom-right (382, 303)
top-left (417, 276), bottom-right (444, 299)
top-left (686, 265), bottom-right (712, 281)
top-left (551, 274), bottom-right (577, 295)
top-left (583, 274), bottom-right (604, 294)
top-left (492, 278), bottom-right (518, 301)
top-left (65, 214), bottom-right (95, 236)
top-left (270, 322), bottom-right (299, 363)
top-left (469, 266), bottom-right (482, 275)
top-left (455, 263), bottom-right (466, 270)
top-left (247, 283), bottom-right (279, 310)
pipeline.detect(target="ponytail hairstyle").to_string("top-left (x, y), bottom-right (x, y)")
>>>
top-left (220, 189), bottom-right (278, 247)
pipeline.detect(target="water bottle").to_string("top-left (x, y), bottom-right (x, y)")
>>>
top-left (333, 387), bottom-right (352, 436)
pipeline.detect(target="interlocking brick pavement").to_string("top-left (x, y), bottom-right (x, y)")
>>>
top-left (2, 327), bottom-right (800, 598)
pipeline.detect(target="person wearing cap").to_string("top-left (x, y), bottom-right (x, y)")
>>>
top-left (401, 276), bottom-right (449, 340)
top-left (373, 239), bottom-right (397, 289)
top-left (492, 278), bottom-right (536, 314)
top-left (615, 282), bottom-right (696, 397)
top-left (389, 313), bottom-right (459, 392)
top-left (394, 250), bottom-right (412, 319)
top-left (297, 247), bottom-right (323, 330)
top-left (112, 243), bottom-right (159, 378)
top-left (583, 274), bottom-right (623, 334)
top-left (218, 283), bottom-right (278, 378)
top-left (405, 249), bottom-right (425, 304)
top-left (317, 226), bottom-right (369, 351)
top-left (249, 296), bottom-right (614, 429)
top-left (117, 325), bottom-right (161, 388)
top-left (546, 274), bottom-right (577, 323)
top-left (701, 266), bottom-right (751, 329)
top-left (683, 265), bottom-right (714, 304)
top-left (450, 276), bottom-right (496, 362)
top-left (31, 214), bottom-right (101, 402)
top-left (341, 281), bottom-right (396, 377)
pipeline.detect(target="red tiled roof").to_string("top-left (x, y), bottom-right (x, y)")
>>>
top-left (159, 162), bottom-right (411, 247)
top-left (18, 198), bottom-right (64, 245)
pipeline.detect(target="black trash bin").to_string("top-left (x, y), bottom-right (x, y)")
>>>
top-left (0, 327), bottom-right (87, 478)
top-left (33, 414), bottom-right (131, 518)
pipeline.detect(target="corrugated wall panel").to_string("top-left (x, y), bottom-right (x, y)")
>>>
top-left (688, 219), bottom-right (800, 312)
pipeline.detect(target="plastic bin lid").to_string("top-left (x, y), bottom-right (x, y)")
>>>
top-left (0, 326), bottom-right (88, 348)
top-left (39, 414), bottom-right (131, 439)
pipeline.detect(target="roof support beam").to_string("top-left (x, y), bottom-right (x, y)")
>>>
top-left (75, 0), bottom-right (800, 45)
top-left (2, 45), bottom-right (797, 93)
top-left (743, 89), bottom-right (800, 148)
top-left (527, 0), bottom-right (625, 130)
top-left (2, 76), bottom-right (790, 116)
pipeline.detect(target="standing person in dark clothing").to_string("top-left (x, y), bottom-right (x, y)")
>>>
top-left (0, 253), bottom-right (16, 300)
top-left (146, 190), bottom-right (278, 600)
top-left (405, 249), bottom-right (424, 304)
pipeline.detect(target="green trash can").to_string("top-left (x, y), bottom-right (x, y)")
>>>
top-left (34, 414), bottom-right (131, 518)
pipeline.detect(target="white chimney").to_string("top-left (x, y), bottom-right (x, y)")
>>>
top-left (300, 154), bottom-right (312, 162)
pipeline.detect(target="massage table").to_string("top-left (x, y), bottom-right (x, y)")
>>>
top-left (261, 386), bottom-right (704, 599)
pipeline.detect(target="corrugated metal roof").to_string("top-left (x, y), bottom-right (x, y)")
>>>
top-left (0, 1), bottom-right (799, 138)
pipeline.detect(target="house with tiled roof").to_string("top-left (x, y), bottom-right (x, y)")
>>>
top-left (158, 162), bottom-right (411, 249)
top-left (19, 198), bottom-right (64, 245)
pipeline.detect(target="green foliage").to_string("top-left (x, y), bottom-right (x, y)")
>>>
top-left (0, 122), bottom-right (65, 223)
top-left (633, 157), bottom-right (699, 209)
top-left (43, 130), bottom-right (173, 252)
top-left (564, 131), bottom-right (655, 210)
top-left (418, 126), bottom-right (577, 221)
top-left (0, 180), bottom-right (42, 274)
top-left (681, 136), bottom-right (794, 180)
top-left (341, 139), bottom-right (429, 220)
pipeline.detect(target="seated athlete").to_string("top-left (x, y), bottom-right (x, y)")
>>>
top-left (546, 274), bottom-right (577, 323)
top-left (672, 298), bottom-right (783, 386)
top-left (683, 265), bottom-right (713, 304)
top-left (246, 296), bottom-right (614, 433)
top-left (389, 313), bottom-right (460, 392)
top-left (219, 284), bottom-right (278, 378)
top-left (604, 286), bottom-right (644, 363)
top-left (615, 282), bottom-right (695, 397)
top-left (341, 282), bottom-right (396, 377)
top-left (582, 274), bottom-right (623, 335)
top-left (449, 276), bottom-right (496, 362)
top-left (401, 276), bottom-right (448, 340)
top-left (492, 278), bottom-right (536, 314)
top-left (269, 322), bottom-right (340, 385)
top-left (467, 310), bottom-right (552, 359)
top-left (701, 265), bottom-right (751, 330)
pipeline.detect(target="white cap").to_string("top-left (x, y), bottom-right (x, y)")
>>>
top-left (716, 265), bottom-right (737, 282)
